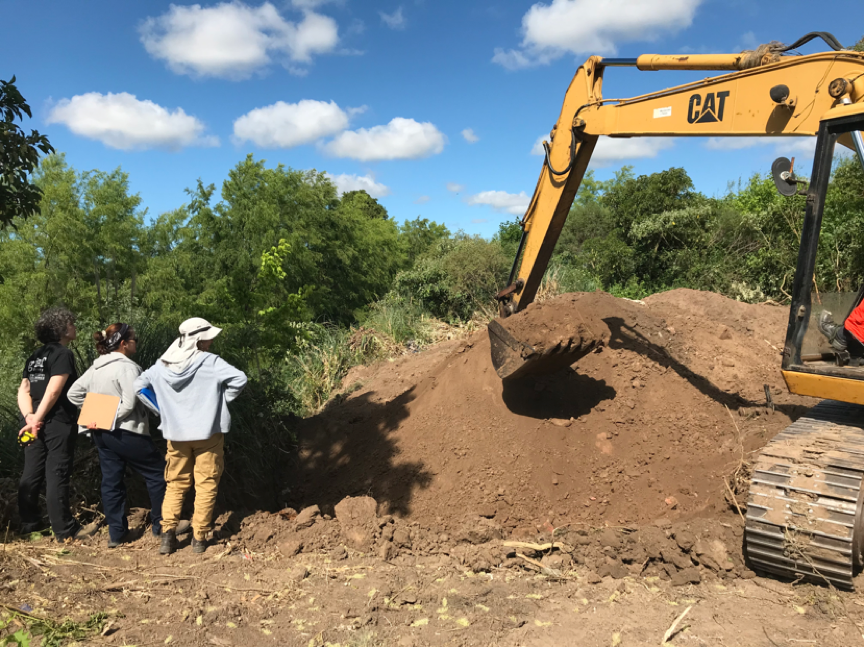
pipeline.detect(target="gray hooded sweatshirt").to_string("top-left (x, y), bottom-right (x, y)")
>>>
top-left (68, 353), bottom-right (149, 435)
top-left (133, 353), bottom-right (247, 442)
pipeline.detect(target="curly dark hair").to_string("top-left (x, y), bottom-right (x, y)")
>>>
top-left (34, 307), bottom-right (76, 344)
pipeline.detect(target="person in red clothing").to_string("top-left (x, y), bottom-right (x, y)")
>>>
top-left (818, 303), bottom-right (864, 357)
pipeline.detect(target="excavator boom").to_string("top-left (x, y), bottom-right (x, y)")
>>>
top-left (491, 38), bottom-right (864, 380)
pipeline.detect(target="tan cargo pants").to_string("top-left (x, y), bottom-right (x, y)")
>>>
top-left (161, 433), bottom-right (224, 541)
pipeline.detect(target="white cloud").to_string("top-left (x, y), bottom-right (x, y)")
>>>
top-left (775, 138), bottom-right (817, 156)
top-left (462, 128), bottom-right (480, 143)
top-left (233, 100), bottom-right (355, 148)
top-left (415, 195), bottom-right (430, 204)
top-left (704, 137), bottom-right (767, 150)
top-left (531, 134), bottom-right (674, 166)
top-left (467, 190), bottom-right (531, 216)
top-left (291, 0), bottom-right (337, 8)
top-left (46, 92), bottom-right (217, 151)
top-left (326, 173), bottom-right (390, 198)
top-left (704, 136), bottom-right (817, 156)
top-left (736, 31), bottom-right (759, 52)
top-left (323, 117), bottom-right (445, 161)
top-left (139, 2), bottom-right (339, 79)
top-left (591, 137), bottom-right (674, 166)
top-left (531, 134), bottom-right (547, 156)
top-left (380, 6), bottom-right (405, 29)
top-left (446, 182), bottom-right (465, 193)
top-left (493, 0), bottom-right (702, 70)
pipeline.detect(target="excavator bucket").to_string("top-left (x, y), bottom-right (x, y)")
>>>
top-left (488, 319), bottom-right (598, 380)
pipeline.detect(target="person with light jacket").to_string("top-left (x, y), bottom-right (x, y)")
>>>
top-left (134, 318), bottom-right (247, 555)
top-left (68, 323), bottom-right (168, 548)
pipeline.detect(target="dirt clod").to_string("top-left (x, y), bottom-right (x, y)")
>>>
top-left (674, 531), bottom-right (696, 552)
top-left (671, 567), bottom-right (702, 586)
top-left (294, 505), bottom-right (321, 530)
top-left (279, 538), bottom-right (303, 557)
top-left (289, 565), bottom-right (309, 582)
top-left (334, 495), bottom-right (378, 551)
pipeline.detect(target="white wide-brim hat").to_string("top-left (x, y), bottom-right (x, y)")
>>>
top-left (179, 317), bottom-right (222, 341)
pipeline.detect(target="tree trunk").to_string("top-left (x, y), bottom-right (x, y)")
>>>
top-left (94, 261), bottom-right (102, 304)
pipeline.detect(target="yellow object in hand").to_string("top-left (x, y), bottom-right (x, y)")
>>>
top-left (18, 429), bottom-right (37, 446)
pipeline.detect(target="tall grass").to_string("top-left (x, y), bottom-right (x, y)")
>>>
top-left (537, 259), bottom-right (602, 302)
top-left (0, 344), bottom-right (27, 480)
top-left (281, 326), bottom-right (360, 416)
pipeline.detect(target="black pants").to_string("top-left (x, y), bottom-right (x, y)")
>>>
top-left (845, 329), bottom-right (864, 357)
top-left (93, 429), bottom-right (166, 542)
top-left (18, 418), bottom-right (78, 539)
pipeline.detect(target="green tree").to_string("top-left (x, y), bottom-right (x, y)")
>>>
top-left (391, 235), bottom-right (509, 321)
top-left (0, 77), bottom-right (54, 228)
top-left (400, 217), bottom-right (451, 265)
top-left (141, 155), bottom-right (405, 363)
top-left (340, 190), bottom-right (389, 220)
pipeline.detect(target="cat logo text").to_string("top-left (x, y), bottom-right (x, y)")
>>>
top-left (687, 91), bottom-right (731, 124)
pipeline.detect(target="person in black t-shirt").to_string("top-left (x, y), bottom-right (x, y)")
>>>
top-left (17, 307), bottom-right (96, 541)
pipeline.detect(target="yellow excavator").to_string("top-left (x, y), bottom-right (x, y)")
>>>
top-left (489, 32), bottom-right (864, 588)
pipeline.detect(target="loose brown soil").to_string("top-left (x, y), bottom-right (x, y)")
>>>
top-left (289, 289), bottom-right (806, 530)
top-left (5, 289), bottom-right (864, 647)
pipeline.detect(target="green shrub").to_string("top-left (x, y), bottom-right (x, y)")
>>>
top-left (390, 235), bottom-right (509, 322)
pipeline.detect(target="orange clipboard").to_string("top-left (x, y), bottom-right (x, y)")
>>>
top-left (77, 392), bottom-right (121, 431)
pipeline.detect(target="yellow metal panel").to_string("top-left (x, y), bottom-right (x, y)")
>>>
top-left (782, 370), bottom-right (864, 405)
top-left (600, 54), bottom-right (864, 138)
top-left (820, 100), bottom-right (864, 122)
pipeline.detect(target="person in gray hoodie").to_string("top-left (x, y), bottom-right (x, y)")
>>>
top-left (134, 318), bottom-right (247, 555)
top-left (68, 323), bottom-right (167, 548)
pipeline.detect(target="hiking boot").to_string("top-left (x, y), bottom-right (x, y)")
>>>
top-left (151, 519), bottom-right (191, 538)
top-left (160, 530), bottom-right (177, 555)
top-left (191, 537), bottom-right (208, 554)
top-left (818, 311), bottom-right (848, 351)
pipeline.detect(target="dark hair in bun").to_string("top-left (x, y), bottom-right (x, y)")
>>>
top-left (93, 323), bottom-right (134, 355)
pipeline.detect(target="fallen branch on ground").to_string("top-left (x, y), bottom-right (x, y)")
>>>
top-left (662, 605), bottom-right (693, 644)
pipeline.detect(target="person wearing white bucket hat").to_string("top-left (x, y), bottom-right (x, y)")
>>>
top-left (134, 318), bottom-right (247, 554)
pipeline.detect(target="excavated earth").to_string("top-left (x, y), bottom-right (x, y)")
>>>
top-left (289, 289), bottom-right (809, 531)
top-left (7, 289), bottom-right (864, 647)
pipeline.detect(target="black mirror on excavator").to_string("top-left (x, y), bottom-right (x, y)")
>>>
top-left (771, 156), bottom-right (801, 196)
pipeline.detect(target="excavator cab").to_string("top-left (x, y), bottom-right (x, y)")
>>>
top-left (779, 112), bottom-right (864, 394)
top-left (745, 111), bottom-right (864, 589)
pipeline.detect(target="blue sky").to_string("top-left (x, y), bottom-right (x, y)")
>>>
top-left (3, 0), bottom-right (862, 236)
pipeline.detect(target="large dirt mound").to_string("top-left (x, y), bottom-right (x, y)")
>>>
top-left (289, 290), bottom-right (813, 533)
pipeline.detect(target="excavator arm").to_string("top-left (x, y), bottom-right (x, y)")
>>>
top-left (491, 39), bottom-right (864, 379)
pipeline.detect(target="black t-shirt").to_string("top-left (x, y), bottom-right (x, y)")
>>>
top-left (22, 343), bottom-right (78, 424)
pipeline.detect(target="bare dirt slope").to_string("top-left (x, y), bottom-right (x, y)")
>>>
top-left (289, 289), bottom-right (812, 532)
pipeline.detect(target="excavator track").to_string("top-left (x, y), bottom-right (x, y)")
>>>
top-left (745, 400), bottom-right (864, 590)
